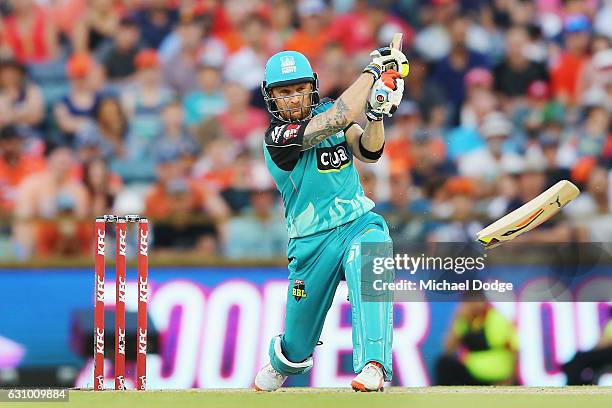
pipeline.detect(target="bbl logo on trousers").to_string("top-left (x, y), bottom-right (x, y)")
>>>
top-left (292, 279), bottom-right (307, 301)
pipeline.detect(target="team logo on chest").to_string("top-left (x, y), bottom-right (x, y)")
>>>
top-left (292, 279), bottom-right (307, 301)
top-left (316, 141), bottom-right (351, 172)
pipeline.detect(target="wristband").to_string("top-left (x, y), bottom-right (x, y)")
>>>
top-left (365, 109), bottom-right (384, 122)
top-left (343, 121), bottom-right (358, 133)
top-left (363, 63), bottom-right (382, 80)
top-left (359, 133), bottom-right (385, 160)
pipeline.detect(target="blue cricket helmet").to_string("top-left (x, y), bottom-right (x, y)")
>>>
top-left (261, 50), bottom-right (320, 122)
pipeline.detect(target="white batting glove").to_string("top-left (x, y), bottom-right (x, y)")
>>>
top-left (365, 70), bottom-right (404, 122)
top-left (363, 47), bottom-right (410, 80)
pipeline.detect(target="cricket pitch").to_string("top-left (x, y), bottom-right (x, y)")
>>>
top-left (5, 386), bottom-right (612, 408)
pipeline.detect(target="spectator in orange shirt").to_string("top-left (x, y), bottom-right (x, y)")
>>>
top-left (0, 0), bottom-right (59, 64)
top-left (284, 0), bottom-right (331, 64)
top-left (12, 146), bottom-right (90, 259)
top-left (146, 150), bottom-right (229, 220)
top-left (550, 15), bottom-right (592, 105)
top-left (385, 102), bottom-right (422, 174)
top-left (0, 126), bottom-right (46, 212)
top-left (329, 0), bottom-right (412, 55)
top-left (145, 152), bottom-right (229, 254)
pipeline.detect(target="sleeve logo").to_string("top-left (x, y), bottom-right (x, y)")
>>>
top-left (271, 126), bottom-right (283, 144)
top-left (283, 123), bottom-right (300, 141)
top-left (270, 123), bottom-right (301, 145)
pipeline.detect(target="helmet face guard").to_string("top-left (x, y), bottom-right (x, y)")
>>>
top-left (262, 51), bottom-right (320, 123)
top-left (262, 76), bottom-right (320, 123)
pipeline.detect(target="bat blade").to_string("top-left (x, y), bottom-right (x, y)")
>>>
top-left (389, 32), bottom-right (409, 77)
top-left (476, 180), bottom-right (580, 249)
top-left (391, 33), bottom-right (403, 50)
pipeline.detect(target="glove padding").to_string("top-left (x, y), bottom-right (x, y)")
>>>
top-left (363, 47), bottom-right (410, 80)
top-left (365, 70), bottom-right (404, 122)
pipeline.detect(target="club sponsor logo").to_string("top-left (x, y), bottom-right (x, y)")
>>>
top-left (138, 376), bottom-right (146, 390)
top-left (118, 327), bottom-right (125, 355)
top-left (138, 328), bottom-right (147, 354)
top-left (283, 123), bottom-right (299, 141)
top-left (95, 328), bottom-right (104, 355)
top-left (292, 279), bottom-right (307, 302)
top-left (117, 376), bottom-right (125, 389)
top-left (139, 228), bottom-right (148, 256)
top-left (97, 228), bottom-right (105, 255)
top-left (316, 141), bottom-right (351, 172)
top-left (270, 124), bottom-right (301, 145)
top-left (139, 276), bottom-right (148, 303)
top-left (280, 55), bottom-right (296, 74)
top-left (119, 229), bottom-right (127, 256)
top-left (95, 375), bottom-right (104, 390)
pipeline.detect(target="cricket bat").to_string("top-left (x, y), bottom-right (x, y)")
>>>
top-left (476, 180), bottom-right (580, 249)
top-left (389, 32), bottom-right (409, 78)
top-left (391, 33), bottom-right (403, 51)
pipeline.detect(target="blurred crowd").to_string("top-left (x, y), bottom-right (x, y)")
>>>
top-left (0, 0), bottom-right (611, 261)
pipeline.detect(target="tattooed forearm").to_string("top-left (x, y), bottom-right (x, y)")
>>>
top-left (300, 73), bottom-right (375, 150)
top-left (301, 98), bottom-right (350, 150)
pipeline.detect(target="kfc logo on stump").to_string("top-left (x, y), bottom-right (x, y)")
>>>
top-left (97, 228), bottom-right (105, 255)
top-left (138, 328), bottom-right (147, 355)
top-left (95, 328), bottom-right (105, 355)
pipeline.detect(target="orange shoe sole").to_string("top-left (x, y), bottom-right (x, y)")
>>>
top-left (351, 380), bottom-right (384, 392)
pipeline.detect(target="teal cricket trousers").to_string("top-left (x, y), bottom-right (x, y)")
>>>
top-left (269, 211), bottom-right (394, 380)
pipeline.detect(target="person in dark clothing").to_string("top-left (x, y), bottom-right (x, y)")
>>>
top-left (436, 291), bottom-right (518, 385)
top-left (562, 311), bottom-right (612, 385)
top-left (134, 0), bottom-right (178, 49)
top-left (97, 16), bottom-right (142, 82)
top-left (432, 16), bottom-right (489, 125)
top-left (493, 26), bottom-right (548, 98)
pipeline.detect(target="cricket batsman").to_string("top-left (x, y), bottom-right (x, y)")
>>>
top-left (254, 46), bottom-right (408, 392)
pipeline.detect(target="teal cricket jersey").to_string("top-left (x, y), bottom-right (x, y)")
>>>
top-left (263, 98), bottom-right (374, 238)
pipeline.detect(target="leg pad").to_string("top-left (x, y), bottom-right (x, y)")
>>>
top-left (269, 335), bottom-right (313, 376)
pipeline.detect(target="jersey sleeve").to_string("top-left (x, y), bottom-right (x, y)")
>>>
top-left (264, 120), bottom-right (310, 171)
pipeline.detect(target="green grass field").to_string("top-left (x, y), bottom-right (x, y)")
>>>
top-left (4, 387), bottom-right (612, 408)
